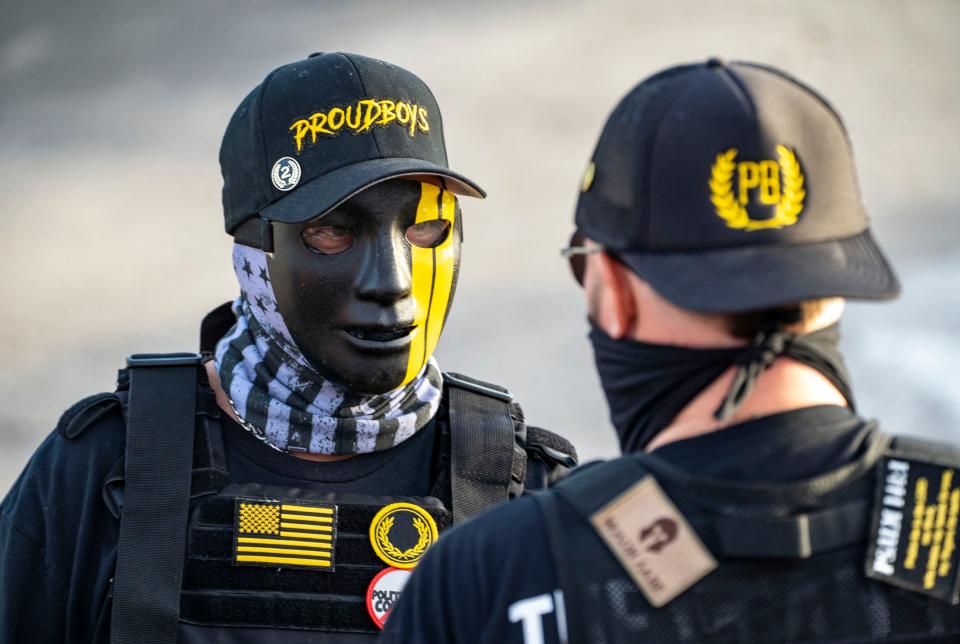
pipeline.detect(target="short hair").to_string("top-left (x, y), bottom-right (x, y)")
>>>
top-left (727, 299), bottom-right (832, 340)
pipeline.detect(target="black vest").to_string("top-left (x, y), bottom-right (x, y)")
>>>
top-left (62, 357), bottom-right (576, 643)
top-left (536, 431), bottom-right (960, 643)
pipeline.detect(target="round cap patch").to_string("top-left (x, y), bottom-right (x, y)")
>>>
top-left (369, 502), bottom-right (438, 569)
top-left (365, 567), bottom-right (412, 629)
top-left (581, 161), bottom-right (596, 193)
top-left (271, 157), bottom-right (301, 191)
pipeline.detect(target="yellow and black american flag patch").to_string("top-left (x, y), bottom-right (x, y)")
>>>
top-left (233, 498), bottom-right (337, 571)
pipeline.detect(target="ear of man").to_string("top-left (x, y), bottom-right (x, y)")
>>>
top-left (586, 251), bottom-right (636, 339)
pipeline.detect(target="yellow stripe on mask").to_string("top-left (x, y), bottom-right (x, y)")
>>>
top-left (402, 183), bottom-right (457, 385)
top-left (425, 189), bottom-right (457, 356)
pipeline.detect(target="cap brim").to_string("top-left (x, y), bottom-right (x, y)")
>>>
top-left (261, 157), bottom-right (485, 224)
top-left (617, 229), bottom-right (901, 313)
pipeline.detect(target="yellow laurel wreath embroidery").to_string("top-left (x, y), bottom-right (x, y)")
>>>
top-left (375, 515), bottom-right (431, 562)
top-left (709, 146), bottom-right (806, 231)
top-left (774, 145), bottom-right (805, 226)
top-left (709, 149), bottom-right (748, 229)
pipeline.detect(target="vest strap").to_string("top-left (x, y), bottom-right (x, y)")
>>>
top-left (553, 451), bottom-right (876, 559)
top-left (694, 500), bottom-right (871, 559)
top-left (111, 353), bottom-right (202, 644)
top-left (445, 372), bottom-right (524, 522)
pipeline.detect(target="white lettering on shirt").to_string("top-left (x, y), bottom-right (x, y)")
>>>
top-left (508, 593), bottom-right (554, 644)
top-left (553, 590), bottom-right (568, 644)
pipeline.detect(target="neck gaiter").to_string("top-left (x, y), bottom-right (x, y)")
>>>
top-left (589, 322), bottom-right (854, 453)
top-left (214, 244), bottom-right (443, 456)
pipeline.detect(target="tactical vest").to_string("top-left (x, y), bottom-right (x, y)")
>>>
top-left (62, 353), bottom-right (576, 643)
top-left (536, 429), bottom-right (960, 643)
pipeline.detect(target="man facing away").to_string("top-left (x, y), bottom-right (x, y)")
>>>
top-left (0, 52), bottom-right (575, 643)
top-left (381, 59), bottom-right (960, 643)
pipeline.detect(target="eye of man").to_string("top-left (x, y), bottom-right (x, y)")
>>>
top-left (405, 220), bottom-right (451, 249)
top-left (302, 225), bottom-right (355, 255)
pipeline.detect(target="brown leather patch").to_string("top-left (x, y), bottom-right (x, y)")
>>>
top-left (591, 476), bottom-right (716, 607)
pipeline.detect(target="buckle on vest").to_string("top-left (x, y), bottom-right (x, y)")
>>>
top-left (127, 353), bottom-right (204, 367)
top-left (444, 372), bottom-right (514, 402)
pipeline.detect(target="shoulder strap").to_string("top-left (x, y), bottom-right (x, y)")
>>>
top-left (111, 353), bottom-right (202, 644)
top-left (551, 432), bottom-right (891, 560)
top-left (444, 372), bottom-right (526, 523)
top-left (56, 392), bottom-right (123, 439)
top-left (553, 456), bottom-right (644, 515)
top-left (536, 459), bottom-right (642, 644)
top-left (887, 433), bottom-right (960, 466)
top-left (689, 501), bottom-right (872, 559)
top-left (629, 434), bottom-right (891, 559)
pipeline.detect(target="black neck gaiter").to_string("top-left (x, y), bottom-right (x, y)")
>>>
top-left (589, 322), bottom-right (855, 453)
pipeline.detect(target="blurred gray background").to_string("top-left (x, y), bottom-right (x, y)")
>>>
top-left (1, 0), bottom-right (958, 493)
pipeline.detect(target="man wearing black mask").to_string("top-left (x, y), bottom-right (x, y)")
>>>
top-left (382, 60), bottom-right (960, 642)
top-left (0, 52), bottom-right (575, 643)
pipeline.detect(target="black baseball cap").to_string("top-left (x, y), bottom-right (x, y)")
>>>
top-left (220, 52), bottom-right (485, 235)
top-left (573, 59), bottom-right (900, 313)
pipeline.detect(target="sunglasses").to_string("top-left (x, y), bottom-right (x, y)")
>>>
top-left (559, 231), bottom-right (603, 286)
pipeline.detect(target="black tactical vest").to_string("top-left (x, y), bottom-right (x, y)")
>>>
top-left (62, 354), bottom-right (575, 643)
top-left (537, 429), bottom-right (960, 643)
top-left (179, 483), bottom-right (453, 643)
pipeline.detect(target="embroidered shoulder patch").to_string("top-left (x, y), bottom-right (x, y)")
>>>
top-left (865, 456), bottom-right (960, 603)
top-left (369, 502), bottom-right (438, 569)
top-left (591, 475), bottom-right (716, 607)
top-left (233, 498), bottom-right (337, 571)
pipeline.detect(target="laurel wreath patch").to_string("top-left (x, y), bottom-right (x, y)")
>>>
top-left (375, 516), bottom-right (431, 561)
top-left (709, 145), bottom-right (806, 231)
top-left (369, 502), bottom-right (439, 569)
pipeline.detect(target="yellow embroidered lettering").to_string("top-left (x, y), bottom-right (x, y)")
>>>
top-left (378, 100), bottom-right (397, 126)
top-left (288, 98), bottom-right (431, 151)
top-left (327, 107), bottom-right (345, 132)
top-left (758, 159), bottom-right (781, 205)
top-left (361, 99), bottom-right (382, 132)
top-left (290, 120), bottom-right (311, 153)
top-left (416, 107), bottom-right (429, 133)
top-left (709, 146), bottom-right (805, 231)
top-left (396, 102), bottom-right (411, 126)
top-left (310, 112), bottom-right (333, 138)
top-left (738, 162), bottom-right (760, 205)
top-left (345, 104), bottom-right (361, 130)
top-left (407, 104), bottom-right (419, 136)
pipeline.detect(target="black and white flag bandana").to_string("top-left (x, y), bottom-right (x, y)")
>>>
top-left (214, 244), bottom-right (443, 456)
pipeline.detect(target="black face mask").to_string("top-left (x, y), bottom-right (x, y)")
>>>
top-left (588, 321), bottom-right (855, 453)
top-left (268, 180), bottom-right (461, 395)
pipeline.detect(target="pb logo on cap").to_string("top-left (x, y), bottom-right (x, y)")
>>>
top-left (709, 145), bottom-right (805, 231)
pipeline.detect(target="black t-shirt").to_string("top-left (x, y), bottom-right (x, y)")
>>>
top-left (380, 405), bottom-right (881, 644)
top-left (221, 413), bottom-right (439, 495)
top-left (0, 389), bottom-right (440, 643)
